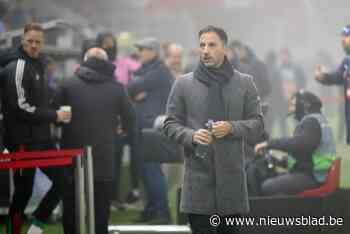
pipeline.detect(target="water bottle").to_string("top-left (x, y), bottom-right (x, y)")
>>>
top-left (194, 120), bottom-right (214, 159)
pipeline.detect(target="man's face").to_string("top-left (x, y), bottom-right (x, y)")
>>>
top-left (102, 36), bottom-right (115, 49)
top-left (199, 32), bottom-right (226, 68)
top-left (138, 47), bottom-right (157, 64)
top-left (22, 30), bottom-right (44, 58)
top-left (341, 35), bottom-right (350, 50)
top-left (166, 46), bottom-right (183, 72)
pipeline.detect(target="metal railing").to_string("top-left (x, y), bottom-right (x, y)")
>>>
top-left (0, 146), bottom-right (95, 234)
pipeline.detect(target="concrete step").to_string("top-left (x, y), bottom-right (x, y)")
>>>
top-left (108, 225), bottom-right (191, 234)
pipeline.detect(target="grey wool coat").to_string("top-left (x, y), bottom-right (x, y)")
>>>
top-left (163, 69), bottom-right (265, 215)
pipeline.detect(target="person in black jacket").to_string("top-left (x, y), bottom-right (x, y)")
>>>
top-left (127, 37), bottom-right (174, 224)
top-left (1, 23), bottom-right (71, 234)
top-left (227, 41), bottom-right (271, 101)
top-left (238, 45), bottom-right (271, 101)
top-left (315, 24), bottom-right (350, 144)
top-left (55, 47), bottom-right (135, 234)
top-left (253, 90), bottom-right (336, 196)
top-left (96, 32), bottom-right (142, 208)
top-left (96, 32), bottom-right (117, 62)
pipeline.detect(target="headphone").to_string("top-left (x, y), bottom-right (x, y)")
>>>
top-left (295, 89), bottom-right (311, 111)
top-left (292, 90), bottom-right (322, 120)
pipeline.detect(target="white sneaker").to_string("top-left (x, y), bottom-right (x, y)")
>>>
top-left (27, 224), bottom-right (43, 234)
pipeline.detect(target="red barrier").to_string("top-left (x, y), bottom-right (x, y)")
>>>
top-left (0, 147), bottom-right (90, 234)
top-left (0, 148), bottom-right (84, 169)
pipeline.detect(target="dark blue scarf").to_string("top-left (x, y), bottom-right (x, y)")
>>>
top-left (194, 57), bottom-right (233, 122)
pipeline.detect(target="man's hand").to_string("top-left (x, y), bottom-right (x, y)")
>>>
top-left (56, 110), bottom-right (72, 123)
top-left (116, 125), bottom-right (124, 135)
top-left (193, 129), bottom-right (213, 145)
top-left (212, 121), bottom-right (233, 139)
top-left (315, 64), bottom-right (325, 82)
top-left (254, 141), bottom-right (268, 155)
top-left (133, 92), bottom-right (147, 102)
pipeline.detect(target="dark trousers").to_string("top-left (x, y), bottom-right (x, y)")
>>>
top-left (8, 143), bottom-right (63, 222)
top-left (62, 168), bottom-right (112, 234)
top-left (188, 213), bottom-right (241, 234)
top-left (246, 157), bottom-right (319, 196)
top-left (261, 172), bottom-right (319, 196)
top-left (112, 119), bottom-right (142, 202)
top-left (142, 163), bottom-right (171, 220)
top-left (112, 133), bottom-right (140, 201)
top-left (10, 167), bottom-right (63, 221)
top-left (140, 129), bottom-right (181, 221)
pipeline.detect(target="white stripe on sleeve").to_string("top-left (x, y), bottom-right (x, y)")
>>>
top-left (15, 59), bottom-right (36, 113)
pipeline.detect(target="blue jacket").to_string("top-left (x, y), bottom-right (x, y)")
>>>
top-left (319, 56), bottom-right (350, 143)
top-left (127, 58), bottom-right (173, 128)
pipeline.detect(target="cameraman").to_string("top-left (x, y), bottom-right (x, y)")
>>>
top-left (254, 90), bottom-right (336, 196)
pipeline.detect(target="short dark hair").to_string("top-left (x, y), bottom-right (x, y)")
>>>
top-left (24, 23), bottom-right (43, 34)
top-left (198, 25), bottom-right (228, 45)
top-left (96, 32), bottom-right (116, 47)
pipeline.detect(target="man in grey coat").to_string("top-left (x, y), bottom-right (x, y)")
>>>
top-left (163, 25), bottom-right (265, 234)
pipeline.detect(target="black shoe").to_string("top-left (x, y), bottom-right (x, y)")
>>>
top-left (125, 190), bottom-right (141, 204)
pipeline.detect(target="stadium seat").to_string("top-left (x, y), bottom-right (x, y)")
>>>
top-left (297, 158), bottom-right (341, 197)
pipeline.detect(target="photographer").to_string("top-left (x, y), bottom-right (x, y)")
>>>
top-left (254, 90), bottom-right (336, 196)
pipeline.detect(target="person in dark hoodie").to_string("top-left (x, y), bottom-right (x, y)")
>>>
top-left (0, 23), bottom-right (71, 234)
top-left (55, 47), bottom-right (135, 234)
top-left (96, 32), bottom-right (142, 208)
top-left (254, 90), bottom-right (336, 196)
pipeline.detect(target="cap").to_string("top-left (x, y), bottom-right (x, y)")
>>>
top-left (134, 37), bottom-right (160, 53)
top-left (341, 25), bottom-right (350, 36)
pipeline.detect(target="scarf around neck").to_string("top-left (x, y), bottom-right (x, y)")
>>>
top-left (194, 57), bottom-right (233, 122)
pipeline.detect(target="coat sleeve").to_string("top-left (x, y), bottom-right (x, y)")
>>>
top-left (318, 59), bottom-right (345, 86)
top-left (118, 86), bottom-right (136, 136)
top-left (127, 69), bottom-right (163, 98)
top-left (229, 76), bottom-right (265, 145)
top-left (6, 60), bottom-right (57, 123)
top-left (267, 117), bottom-right (321, 158)
top-left (163, 78), bottom-right (195, 150)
